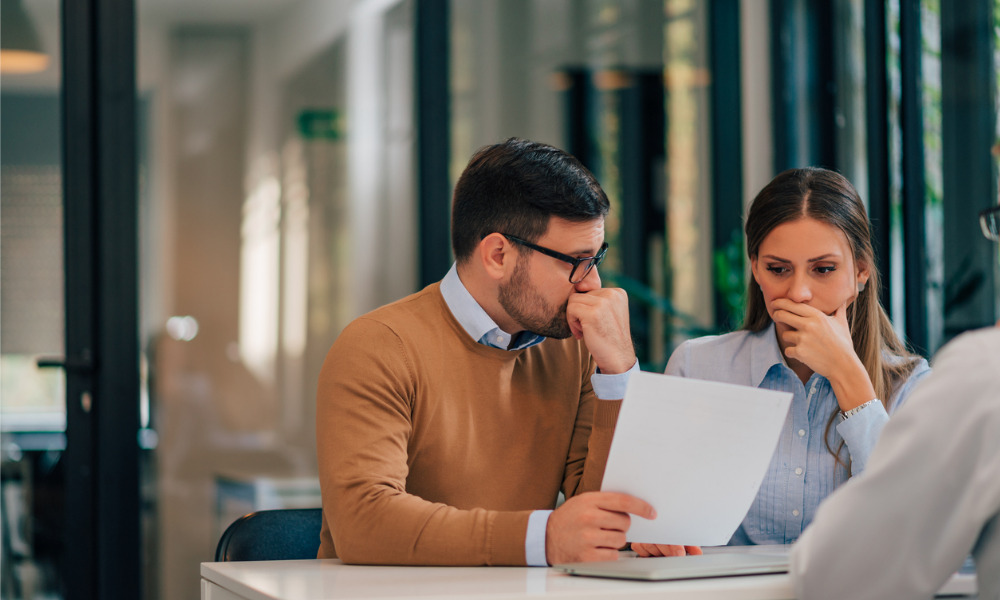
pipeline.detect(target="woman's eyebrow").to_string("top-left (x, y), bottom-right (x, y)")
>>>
top-left (760, 253), bottom-right (842, 262)
top-left (807, 253), bottom-right (841, 262)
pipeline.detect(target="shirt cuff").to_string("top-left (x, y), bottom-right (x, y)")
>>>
top-left (591, 361), bottom-right (639, 400)
top-left (525, 509), bottom-right (553, 566)
top-left (835, 400), bottom-right (889, 473)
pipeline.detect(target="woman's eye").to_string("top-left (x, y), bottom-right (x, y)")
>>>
top-left (815, 265), bottom-right (836, 274)
top-left (766, 266), bottom-right (788, 275)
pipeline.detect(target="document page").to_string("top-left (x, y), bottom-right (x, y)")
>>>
top-left (601, 371), bottom-right (792, 546)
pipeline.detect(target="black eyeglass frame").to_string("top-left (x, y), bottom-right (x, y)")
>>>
top-left (501, 234), bottom-right (609, 283)
top-left (980, 205), bottom-right (1000, 242)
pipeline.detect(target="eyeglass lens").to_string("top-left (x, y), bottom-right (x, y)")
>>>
top-left (569, 255), bottom-right (603, 283)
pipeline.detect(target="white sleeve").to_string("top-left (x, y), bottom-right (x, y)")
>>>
top-left (790, 329), bottom-right (1000, 600)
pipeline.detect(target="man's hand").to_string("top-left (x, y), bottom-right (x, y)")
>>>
top-left (545, 491), bottom-right (654, 565)
top-left (630, 542), bottom-right (703, 557)
top-left (566, 288), bottom-right (636, 374)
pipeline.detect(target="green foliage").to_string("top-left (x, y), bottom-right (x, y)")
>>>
top-left (712, 229), bottom-right (747, 331)
top-left (602, 271), bottom-right (716, 339)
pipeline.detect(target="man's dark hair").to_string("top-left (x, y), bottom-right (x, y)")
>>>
top-left (451, 138), bottom-right (610, 262)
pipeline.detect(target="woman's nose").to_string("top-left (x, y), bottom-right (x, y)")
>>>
top-left (786, 274), bottom-right (812, 303)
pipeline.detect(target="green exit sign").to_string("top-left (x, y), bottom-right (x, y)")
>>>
top-left (297, 109), bottom-right (342, 140)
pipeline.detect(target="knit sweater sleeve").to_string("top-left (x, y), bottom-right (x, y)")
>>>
top-left (561, 355), bottom-right (621, 498)
top-left (316, 317), bottom-right (532, 566)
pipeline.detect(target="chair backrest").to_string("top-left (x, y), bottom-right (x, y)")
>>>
top-left (215, 508), bottom-right (323, 562)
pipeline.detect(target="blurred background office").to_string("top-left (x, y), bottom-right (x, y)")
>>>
top-left (1, 0), bottom-right (997, 598)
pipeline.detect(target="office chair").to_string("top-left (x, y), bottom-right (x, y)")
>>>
top-left (215, 508), bottom-right (323, 561)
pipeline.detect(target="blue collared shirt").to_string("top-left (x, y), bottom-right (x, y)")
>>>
top-left (665, 324), bottom-right (930, 545)
top-left (440, 263), bottom-right (636, 565)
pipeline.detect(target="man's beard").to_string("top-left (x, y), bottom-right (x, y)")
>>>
top-left (497, 258), bottom-right (572, 339)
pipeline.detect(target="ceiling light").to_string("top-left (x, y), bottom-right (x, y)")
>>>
top-left (1, 0), bottom-right (50, 74)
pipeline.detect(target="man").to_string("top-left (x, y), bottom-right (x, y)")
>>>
top-left (790, 203), bottom-right (1000, 599)
top-left (316, 138), bottom-right (692, 566)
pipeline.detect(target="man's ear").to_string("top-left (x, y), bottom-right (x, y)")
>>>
top-left (478, 233), bottom-right (517, 281)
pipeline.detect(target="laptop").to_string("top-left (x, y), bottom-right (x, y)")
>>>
top-left (555, 549), bottom-right (977, 595)
top-left (553, 551), bottom-right (789, 582)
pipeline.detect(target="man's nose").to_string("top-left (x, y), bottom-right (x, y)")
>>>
top-left (574, 265), bottom-right (602, 291)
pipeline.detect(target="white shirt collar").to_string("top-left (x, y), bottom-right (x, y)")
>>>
top-left (439, 263), bottom-right (544, 350)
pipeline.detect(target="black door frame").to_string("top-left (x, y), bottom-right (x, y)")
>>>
top-left (61, 0), bottom-right (140, 598)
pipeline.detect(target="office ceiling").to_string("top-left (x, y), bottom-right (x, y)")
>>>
top-left (5, 0), bottom-right (305, 91)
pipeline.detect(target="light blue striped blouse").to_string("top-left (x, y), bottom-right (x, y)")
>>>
top-left (664, 323), bottom-right (930, 545)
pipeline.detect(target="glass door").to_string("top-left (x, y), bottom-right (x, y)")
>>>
top-left (1, 1), bottom-right (67, 596)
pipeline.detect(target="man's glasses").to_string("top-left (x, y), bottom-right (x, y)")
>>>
top-left (502, 234), bottom-right (608, 283)
top-left (981, 206), bottom-right (1000, 242)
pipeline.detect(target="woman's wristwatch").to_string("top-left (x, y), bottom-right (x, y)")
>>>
top-left (841, 398), bottom-right (880, 420)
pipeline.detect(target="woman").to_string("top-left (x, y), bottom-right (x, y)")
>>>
top-left (639, 167), bottom-right (929, 552)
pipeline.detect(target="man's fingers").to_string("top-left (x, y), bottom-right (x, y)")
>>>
top-left (592, 492), bottom-right (656, 520)
top-left (588, 529), bottom-right (628, 551)
top-left (569, 287), bottom-right (628, 306)
top-left (579, 506), bottom-right (632, 533)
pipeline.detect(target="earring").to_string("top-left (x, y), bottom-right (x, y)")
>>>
top-left (857, 281), bottom-right (866, 293)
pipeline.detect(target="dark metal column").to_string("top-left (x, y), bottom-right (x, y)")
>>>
top-left (61, 0), bottom-right (97, 595)
top-left (770, 0), bottom-right (837, 172)
top-left (416, 0), bottom-right (452, 287)
top-left (899, 0), bottom-right (928, 355)
top-left (710, 0), bottom-right (744, 330)
top-left (61, 0), bottom-right (140, 598)
top-left (619, 72), bottom-right (666, 363)
top-left (563, 69), bottom-right (594, 168)
top-left (864, 0), bottom-right (892, 312)
top-left (941, 0), bottom-right (998, 337)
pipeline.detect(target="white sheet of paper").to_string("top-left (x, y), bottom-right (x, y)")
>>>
top-left (601, 371), bottom-right (792, 546)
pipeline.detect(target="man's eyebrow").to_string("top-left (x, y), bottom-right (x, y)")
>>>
top-left (579, 240), bottom-right (608, 256)
top-left (562, 241), bottom-right (605, 256)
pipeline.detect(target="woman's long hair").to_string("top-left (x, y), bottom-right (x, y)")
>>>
top-left (743, 167), bottom-right (920, 468)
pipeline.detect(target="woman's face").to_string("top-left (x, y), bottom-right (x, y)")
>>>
top-left (750, 217), bottom-right (868, 324)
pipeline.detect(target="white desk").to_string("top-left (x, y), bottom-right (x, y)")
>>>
top-left (201, 559), bottom-right (796, 600)
top-left (201, 558), bottom-right (978, 600)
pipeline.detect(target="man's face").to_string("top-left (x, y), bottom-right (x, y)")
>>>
top-left (498, 217), bottom-right (605, 338)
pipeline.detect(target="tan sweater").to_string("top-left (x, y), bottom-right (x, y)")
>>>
top-left (315, 282), bottom-right (620, 565)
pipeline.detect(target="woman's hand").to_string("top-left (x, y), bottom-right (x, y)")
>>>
top-left (771, 298), bottom-right (855, 375)
top-left (630, 543), bottom-right (703, 558)
top-left (770, 298), bottom-right (876, 411)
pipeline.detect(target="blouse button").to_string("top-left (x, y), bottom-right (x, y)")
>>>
top-left (792, 509), bottom-right (800, 517)
top-left (798, 429), bottom-right (806, 437)
top-left (794, 467), bottom-right (804, 476)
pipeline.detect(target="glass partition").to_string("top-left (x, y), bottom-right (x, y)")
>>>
top-left (1, 0), bottom-right (65, 596)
